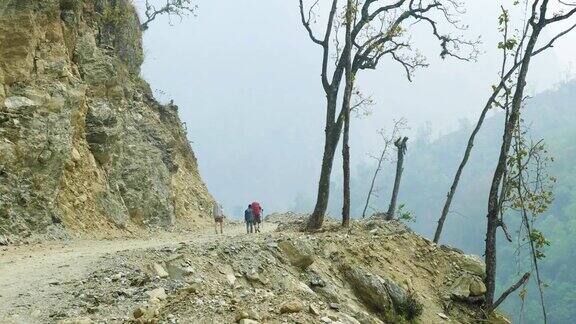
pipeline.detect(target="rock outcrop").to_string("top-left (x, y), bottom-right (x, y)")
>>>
top-left (0, 0), bottom-right (213, 240)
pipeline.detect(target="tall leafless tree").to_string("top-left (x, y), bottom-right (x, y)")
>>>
top-left (299, 0), bottom-right (477, 230)
top-left (483, 0), bottom-right (576, 311)
top-left (341, 0), bottom-right (354, 227)
top-left (385, 136), bottom-right (408, 220)
top-left (361, 119), bottom-right (407, 218)
top-left (434, 0), bottom-right (576, 244)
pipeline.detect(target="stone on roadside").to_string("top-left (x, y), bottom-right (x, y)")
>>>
top-left (235, 310), bottom-right (250, 322)
top-left (278, 240), bottom-right (314, 269)
top-left (239, 319), bottom-right (259, 324)
top-left (133, 307), bottom-right (146, 319)
top-left (280, 300), bottom-right (303, 314)
top-left (146, 287), bottom-right (167, 303)
top-left (309, 304), bottom-right (321, 316)
top-left (152, 263), bottom-right (169, 278)
top-left (236, 308), bottom-right (260, 322)
top-left (437, 312), bottom-right (449, 320)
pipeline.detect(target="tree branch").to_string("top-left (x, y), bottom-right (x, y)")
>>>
top-left (492, 272), bottom-right (531, 310)
top-left (298, 0), bottom-right (324, 45)
top-left (532, 22), bottom-right (576, 55)
top-left (141, 0), bottom-right (196, 30)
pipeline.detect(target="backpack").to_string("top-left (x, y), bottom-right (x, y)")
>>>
top-left (251, 202), bottom-right (262, 217)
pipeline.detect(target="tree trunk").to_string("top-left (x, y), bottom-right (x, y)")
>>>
top-left (342, 107), bottom-right (351, 227)
top-left (434, 54), bottom-right (525, 243)
top-left (386, 137), bottom-right (408, 220)
top-left (308, 110), bottom-right (342, 230)
top-left (362, 147), bottom-right (386, 218)
top-left (434, 100), bottom-right (493, 243)
top-left (341, 0), bottom-right (353, 227)
top-left (485, 27), bottom-right (539, 310)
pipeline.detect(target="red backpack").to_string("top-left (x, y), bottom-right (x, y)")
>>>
top-left (251, 202), bottom-right (262, 217)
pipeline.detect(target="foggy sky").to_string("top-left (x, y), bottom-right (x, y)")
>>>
top-left (135, 0), bottom-right (576, 217)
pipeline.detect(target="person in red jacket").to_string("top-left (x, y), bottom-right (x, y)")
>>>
top-left (250, 202), bottom-right (263, 233)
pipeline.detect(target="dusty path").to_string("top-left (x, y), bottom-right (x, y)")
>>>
top-left (0, 222), bottom-right (272, 323)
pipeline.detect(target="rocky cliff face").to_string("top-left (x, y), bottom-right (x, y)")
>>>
top-left (0, 0), bottom-right (214, 240)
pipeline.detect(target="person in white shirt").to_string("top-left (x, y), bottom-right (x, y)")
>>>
top-left (213, 203), bottom-right (224, 234)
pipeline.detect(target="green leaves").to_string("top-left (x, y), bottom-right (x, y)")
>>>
top-left (498, 10), bottom-right (510, 26)
top-left (397, 203), bottom-right (415, 223)
top-left (498, 38), bottom-right (518, 50)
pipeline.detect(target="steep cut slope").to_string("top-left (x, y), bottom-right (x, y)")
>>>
top-left (0, 0), bottom-right (214, 241)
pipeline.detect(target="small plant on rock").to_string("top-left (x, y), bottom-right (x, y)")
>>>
top-left (397, 204), bottom-right (415, 223)
top-left (397, 290), bottom-right (423, 320)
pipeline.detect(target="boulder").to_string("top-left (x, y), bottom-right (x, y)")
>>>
top-left (469, 279), bottom-right (487, 296)
top-left (342, 265), bottom-right (406, 312)
top-left (456, 254), bottom-right (486, 278)
top-left (146, 287), bottom-right (167, 303)
top-left (235, 309), bottom-right (260, 322)
top-left (449, 274), bottom-right (486, 299)
top-left (279, 300), bottom-right (303, 314)
top-left (4, 96), bottom-right (39, 109)
top-left (164, 255), bottom-right (192, 280)
top-left (278, 239), bottom-right (314, 269)
top-left (152, 263), bottom-right (169, 278)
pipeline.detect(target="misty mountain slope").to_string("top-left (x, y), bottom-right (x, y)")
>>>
top-left (0, 0), bottom-right (214, 242)
top-left (320, 80), bottom-right (576, 323)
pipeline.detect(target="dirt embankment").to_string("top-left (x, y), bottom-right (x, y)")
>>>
top-left (1, 216), bottom-right (506, 324)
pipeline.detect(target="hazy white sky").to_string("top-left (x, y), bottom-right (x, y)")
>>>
top-left (135, 0), bottom-right (575, 216)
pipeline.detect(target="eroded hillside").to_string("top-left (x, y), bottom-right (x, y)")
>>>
top-left (0, 0), bottom-right (214, 241)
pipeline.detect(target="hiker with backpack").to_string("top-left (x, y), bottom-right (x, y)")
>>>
top-left (213, 202), bottom-right (224, 234)
top-left (251, 202), bottom-right (263, 233)
top-left (244, 204), bottom-right (254, 234)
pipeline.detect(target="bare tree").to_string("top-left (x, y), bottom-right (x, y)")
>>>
top-left (341, 0), bottom-right (354, 227)
top-left (361, 119), bottom-right (407, 218)
top-left (434, 0), bottom-right (576, 243)
top-left (385, 137), bottom-right (408, 220)
top-left (140, 0), bottom-right (197, 30)
top-left (299, 0), bottom-right (477, 230)
top-left (483, 0), bottom-right (576, 311)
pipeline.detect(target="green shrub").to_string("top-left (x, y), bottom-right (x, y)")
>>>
top-left (397, 290), bottom-right (424, 320)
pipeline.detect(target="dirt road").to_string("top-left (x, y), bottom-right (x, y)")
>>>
top-left (0, 222), bottom-right (265, 323)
